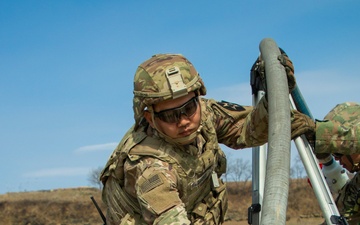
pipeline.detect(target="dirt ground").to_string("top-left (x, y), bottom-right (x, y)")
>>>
top-left (0, 179), bottom-right (329, 225)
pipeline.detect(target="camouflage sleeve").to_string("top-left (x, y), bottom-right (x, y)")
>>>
top-left (153, 205), bottom-right (190, 225)
top-left (314, 102), bottom-right (360, 155)
top-left (208, 97), bottom-right (269, 149)
top-left (124, 157), bottom-right (190, 225)
top-left (336, 173), bottom-right (360, 220)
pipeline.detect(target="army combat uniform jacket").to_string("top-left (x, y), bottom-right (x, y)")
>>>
top-left (100, 97), bottom-right (270, 225)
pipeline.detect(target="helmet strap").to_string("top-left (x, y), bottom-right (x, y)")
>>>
top-left (345, 155), bottom-right (360, 172)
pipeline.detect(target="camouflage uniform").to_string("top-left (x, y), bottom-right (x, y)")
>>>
top-left (314, 102), bottom-right (360, 155)
top-left (100, 53), bottom-right (311, 225)
top-left (101, 96), bottom-right (271, 225)
top-left (315, 102), bottom-right (360, 224)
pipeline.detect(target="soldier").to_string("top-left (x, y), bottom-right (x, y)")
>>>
top-left (315, 102), bottom-right (360, 224)
top-left (99, 53), bottom-right (314, 224)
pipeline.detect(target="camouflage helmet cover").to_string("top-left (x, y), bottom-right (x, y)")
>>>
top-left (133, 54), bottom-right (206, 129)
top-left (324, 102), bottom-right (360, 123)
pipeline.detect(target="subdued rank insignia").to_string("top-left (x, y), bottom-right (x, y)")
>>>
top-left (217, 101), bottom-right (245, 111)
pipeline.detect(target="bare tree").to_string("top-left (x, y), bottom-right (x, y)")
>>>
top-left (290, 154), bottom-right (306, 188)
top-left (227, 158), bottom-right (252, 194)
top-left (291, 154), bottom-right (305, 179)
top-left (88, 166), bottom-right (103, 190)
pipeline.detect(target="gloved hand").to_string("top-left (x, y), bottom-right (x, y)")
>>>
top-left (291, 110), bottom-right (316, 140)
top-left (250, 47), bottom-right (296, 95)
top-left (278, 48), bottom-right (296, 92)
top-left (250, 56), bottom-right (266, 95)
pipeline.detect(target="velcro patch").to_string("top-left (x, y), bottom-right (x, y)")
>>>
top-left (217, 101), bottom-right (245, 111)
top-left (140, 173), bottom-right (182, 214)
top-left (140, 174), bottom-right (163, 193)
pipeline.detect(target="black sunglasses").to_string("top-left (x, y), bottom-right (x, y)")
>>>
top-left (333, 153), bottom-right (344, 159)
top-left (153, 96), bottom-right (199, 123)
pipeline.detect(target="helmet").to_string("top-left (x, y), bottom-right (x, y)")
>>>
top-left (324, 102), bottom-right (360, 124)
top-left (324, 102), bottom-right (360, 172)
top-left (133, 53), bottom-right (206, 129)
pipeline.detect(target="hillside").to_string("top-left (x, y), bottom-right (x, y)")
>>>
top-left (0, 179), bottom-right (325, 225)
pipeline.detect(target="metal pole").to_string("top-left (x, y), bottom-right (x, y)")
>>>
top-left (260, 38), bottom-right (291, 225)
top-left (250, 91), bottom-right (267, 225)
top-left (290, 86), bottom-right (347, 225)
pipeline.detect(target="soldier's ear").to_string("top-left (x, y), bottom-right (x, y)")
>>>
top-left (351, 154), bottom-right (360, 165)
top-left (144, 110), bottom-right (154, 128)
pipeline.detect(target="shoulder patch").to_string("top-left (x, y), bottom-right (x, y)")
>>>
top-left (217, 101), bottom-right (246, 111)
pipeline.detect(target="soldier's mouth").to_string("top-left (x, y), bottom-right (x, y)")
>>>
top-left (179, 129), bottom-right (193, 136)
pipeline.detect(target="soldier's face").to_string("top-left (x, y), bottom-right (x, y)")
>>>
top-left (338, 154), bottom-right (360, 172)
top-left (146, 92), bottom-right (201, 140)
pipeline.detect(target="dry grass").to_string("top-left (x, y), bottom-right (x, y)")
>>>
top-left (0, 187), bottom-right (105, 225)
top-left (0, 179), bottom-right (326, 225)
top-left (224, 179), bottom-right (324, 224)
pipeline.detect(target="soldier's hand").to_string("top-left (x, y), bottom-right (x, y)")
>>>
top-left (278, 48), bottom-right (296, 93)
top-left (250, 48), bottom-right (296, 95)
top-left (291, 110), bottom-right (315, 140)
top-left (250, 56), bottom-right (266, 95)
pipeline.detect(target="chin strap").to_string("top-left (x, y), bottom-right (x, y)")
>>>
top-left (345, 155), bottom-right (360, 173)
top-left (351, 162), bottom-right (360, 173)
top-left (169, 125), bottom-right (203, 145)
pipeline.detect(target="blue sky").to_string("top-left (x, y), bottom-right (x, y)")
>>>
top-left (1, 1), bottom-right (360, 194)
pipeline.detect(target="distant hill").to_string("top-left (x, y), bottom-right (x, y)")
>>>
top-left (0, 179), bottom-right (325, 225)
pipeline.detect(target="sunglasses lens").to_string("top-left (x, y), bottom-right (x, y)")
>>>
top-left (155, 97), bottom-right (198, 123)
top-left (156, 111), bottom-right (180, 123)
top-left (183, 98), bottom-right (197, 116)
top-left (333, 153), bottom-right (343, 159)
